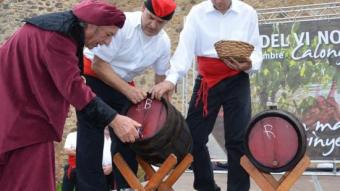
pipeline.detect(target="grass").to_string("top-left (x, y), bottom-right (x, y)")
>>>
top-left (56, 183), bottom-right (62, 191)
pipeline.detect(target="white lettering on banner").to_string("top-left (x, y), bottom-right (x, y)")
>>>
top-left (260, 30), bottom-right (340, 61)
top-left (271, 34), bottom-right (280, 48)
top-left (263, 51), bottom-right (285, 60)
top-left (292, 43), bottom-right (340, 60)
top-left (315, 121), bottom-right (340, 132)
top-left (261, 35), bottom-right (270, 48)
top-left (293, 32), bottom-right (310, 46)
top-left (318, 30), bottom-right (340, 44)
top-left (260, 30), bottom-right (339, 48)
top-left (281, 33), bottom-right (290, 47)
top-left (304, 121), bottom-right (340, 156)
top-left (261, 33), bottom-right (290, 48)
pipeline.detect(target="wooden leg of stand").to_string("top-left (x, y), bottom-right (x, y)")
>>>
top-left (278, 171), bottom-right (290, 184)
top-left (276, 155), bottom-right (310, 191)
top-left (144, 154), bottom-right (177, 191)
top-left (157, 183), bottom-right (174, 191)
top-left (241, 155), bottom-right (311, 191)
top-left (113, 153), bottom-right (145, 191)
top-left (137, 156), bottom-right (156, 180)
top-left (240, 156), bottom-right (276, 191)
top-left (158, 154), bottom-right (194, 191)
top-left (262, 173), bottom-right (279, 189)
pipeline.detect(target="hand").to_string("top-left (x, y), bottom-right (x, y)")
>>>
top-left (102, 165), bottom-right (112, 175)
top-left (150, 81), bottom-right (175, 100)
top-left (222, 57), bottom-right (252, 71)
top-left (110, 114), bottom-right (141, 143)
top-left (163, 90), bottom-right (174, 102)
top-left (123, 86), bottom-right (147, 104)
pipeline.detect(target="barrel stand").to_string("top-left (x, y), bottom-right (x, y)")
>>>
top-left (240, 155), bottom-right (310, 191)
top-left (113, 153), bottom-right (193, 191)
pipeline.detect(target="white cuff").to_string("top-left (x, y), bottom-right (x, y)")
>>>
top-left (165, 73), bottom-right (179, 85)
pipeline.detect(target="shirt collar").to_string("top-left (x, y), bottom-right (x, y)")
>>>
top-left (130, 11), bottom-right (142, 28)
top-left (205, 0), bottom-right (241, 14)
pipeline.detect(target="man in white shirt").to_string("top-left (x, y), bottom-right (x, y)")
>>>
top-left (151, 0), bottom-right (262, 190)
top-left (77, 0), bottom-right (176, 189)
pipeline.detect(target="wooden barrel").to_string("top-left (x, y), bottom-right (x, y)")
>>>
top-left (245, 110), bottom-right (307, 173)
top-left (123, 97), bottom-right (192, 165)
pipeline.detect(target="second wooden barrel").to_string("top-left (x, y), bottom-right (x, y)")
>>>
top-left (245, 110), bottom-right (307, 172)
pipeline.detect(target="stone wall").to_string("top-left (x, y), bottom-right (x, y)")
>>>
top-left (0, 0), bottom-right (334, 183)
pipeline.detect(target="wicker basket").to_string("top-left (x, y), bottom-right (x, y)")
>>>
top-left (214, 40), bottom-right (254, 62)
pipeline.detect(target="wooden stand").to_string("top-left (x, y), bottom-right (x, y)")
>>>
top-left (113, 153), bottom-right (193, 191)
top-left (240, 155), bottom-right (310, 191)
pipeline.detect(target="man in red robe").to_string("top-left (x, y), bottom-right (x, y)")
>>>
top-left (0, 1), bottom-right (141, 191)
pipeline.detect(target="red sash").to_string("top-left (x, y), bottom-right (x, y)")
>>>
top-left (67, 155), bottom-right (76, 178)
top-left (83, 56), bottom-right (135, 86)
top-left (83, 56), bottom-right (97, 77)
top-left (196, 56), bottom-right (240, 116)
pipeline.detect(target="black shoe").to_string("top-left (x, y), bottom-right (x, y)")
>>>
top-left (216, 162), bottom-right (228, 170)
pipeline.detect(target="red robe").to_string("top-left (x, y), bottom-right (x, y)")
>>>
top-left (0, 24), bottom-right (95, 190)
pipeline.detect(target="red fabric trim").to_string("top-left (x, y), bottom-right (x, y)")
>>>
top-left (83, 56), bottom-right (97, 77)
top-left (67, 156), bottom-right (76, 178)
top-left (83, 56), bottom-right (137, 86)
top-left (196, 56), bottom-right (240, 116)
top-left (151, 0), bottom-right (176, 17)
top-left (83, 56), bottom-right (136, 87)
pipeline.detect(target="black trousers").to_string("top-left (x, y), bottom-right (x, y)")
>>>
top-left (76, 76), bottom-right (138, 191)
top-left (105, 173), bottom-right (115, 190)
top-left (62, 165), bottom-right (77, 191)
top-left (188, 73), bottom-right (251, 191)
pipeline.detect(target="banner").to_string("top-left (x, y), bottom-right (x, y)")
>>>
top-left (250, 19), bottom-right (340, 160)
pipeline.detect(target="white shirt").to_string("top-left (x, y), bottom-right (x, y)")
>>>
top-left (63, 131), bottom-right (112, 166)
top-left (64, 132), bottom-right (77, 150)
top-left (165, 0), bottom-right (263, 84)
top-left (102, 136), bottom-right (112, 166)
top-left (86, 11), bottom-right (171, 82)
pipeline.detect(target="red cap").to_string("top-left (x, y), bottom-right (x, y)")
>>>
top-left (144, 0), bottom-right (176, 20)
top-left (72, 0), bottom-right (125, 28)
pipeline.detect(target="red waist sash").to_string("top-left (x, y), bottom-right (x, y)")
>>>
top-left (83, 56), bottom-right (97, 77)
top-left (83, 56), bottom-right (135, 86)
top-left (196, 56), bottom-right (240, 116)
